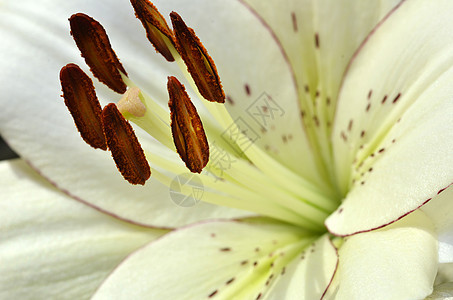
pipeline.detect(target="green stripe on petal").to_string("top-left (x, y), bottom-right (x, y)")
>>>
top-left (328, 0), bottom-right (453, 236)
top-left (266, 234), bottom-right (338, 299)
top-left (92, 220), bottom-right (317, 300)
top-left (240, 0), bottom-right (401, 185)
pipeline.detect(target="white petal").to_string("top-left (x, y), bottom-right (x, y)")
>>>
top-left (0, 159), bottom-right (167, 299)
top-left (422, 186), bottom-right (453, 263)
top-left (0, 0), bottom-right (250, 227)
top-left (93, 220), bottom-right (316, 299)
top-left (336, 211), bottom-right (437, 300)
top-left (240, 0), bottom-right (400, 174)
top-left (328, 0), bottom-right (453, 235)
top-left (266, 234), bottom-right (338, 300)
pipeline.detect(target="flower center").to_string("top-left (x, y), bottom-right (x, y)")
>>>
top-left (59, 0), bottom-right (342, 233)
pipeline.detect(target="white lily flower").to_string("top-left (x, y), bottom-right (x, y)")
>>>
top-left (1, 0), bottom-right (453, 299)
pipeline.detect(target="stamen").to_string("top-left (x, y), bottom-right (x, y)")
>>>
top-left (170, 12), bottom-right (225, 103)
top-left (102, 103), bottom-right (151, 185)
top-left (59, 63), bottom-right (107, 150)
top-left (130, 0), bottom-right (175, 62)
top-left (167, 76), bottom-right (209, 173)
top-left (69, 13), bottom-right (128, 94)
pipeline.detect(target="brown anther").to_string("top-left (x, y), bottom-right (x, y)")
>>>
top-left (69, 13), bottom-right (128, 94)
top-left (130, 0), bottom-right (175, 62)
top-left (170, 12), bottom-right (225, 103)
top-left (102, 103), bottom-right (151, 185)
top-left (60, 63), bottom-right (107, 150)
top-left (168, 76), bottom-right (209, 173)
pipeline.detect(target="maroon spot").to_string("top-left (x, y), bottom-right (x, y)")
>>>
top-left (291, 12), bottom-right (298, 32)
top-left (360, 130), bottom-right (365, 138)
top-left (314, 33), bottom-right (320, 48)
top-left (208, 290), bottom-right (218, 298)
top-left (253, 261), bottom-right (258, 266)
top-left (301, 111), bottom-right (306, 119)
top-left (347, 119), bottom-right (353, 132)
top-left (241, 260), bottom-right (248, 265)
top-left (338, 208), bottom-right (344, 213)
top-left (220, 247), bottom-right (231, 252)
top-left (226, 278), bottom-right (235, 285)
top-left (313, 116), bottom-right (320, 127)
top-left (326, 97), bottom-right (331, 106)
top-left (304, 85), bottom-right (310, 93)
top-left (392, 93), bottom-right (401, 104)
top-left (281, 267), bottom-right (286, 275)
top-left (378, 148), bottom-right (385, 153)
top-left (282, 135), bottom-right (288, 143)
top-left (255, 247), bottom-right (261, 252)
top-left (367, 89), bottom-right (372, 100)
top-left (381, 95), bottom-right (388, 104)
top-left (256, 293), bottom-right (262, 300)
top-left (226, 95), bottom-right (235, 105)
top-left (211, 233), bottom-right (216, 238)
top-left (366, 103), bottom-right (371, 112)
top-left (341, 131), bottom-right (348, 142)
top-left (245, 84), bottom-right (251, 96)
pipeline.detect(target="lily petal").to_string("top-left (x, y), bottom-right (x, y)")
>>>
top-left (265, 234), bottom-right (338, 300)
top-left (422, 186), bottom-right (453, 263)
top-left (240, 0), bottom-right (400, 177)
top-left (0, 159), bottom-right (167, 299)
top-left (93, 220), bottom-right (318, 299)
top-left (335, 211), bottom-right (437, 300)
top-left (328, 0), bottom-right (453, 236)
top-left (0, 0), bottom-right (251, 227)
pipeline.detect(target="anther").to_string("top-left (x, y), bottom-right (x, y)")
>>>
top-left (102, 103), bottom-right (151, 185)
top-left (60, 63), bottom-right (107, 150)
top-left (170, 12), bottom-right (225, 103)
top-left (69, 13), bottom-right (128, 94)
top-left (167, 76), bottom-right (209, 173)
top-left (130, 0), bottom-right (175, 62)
